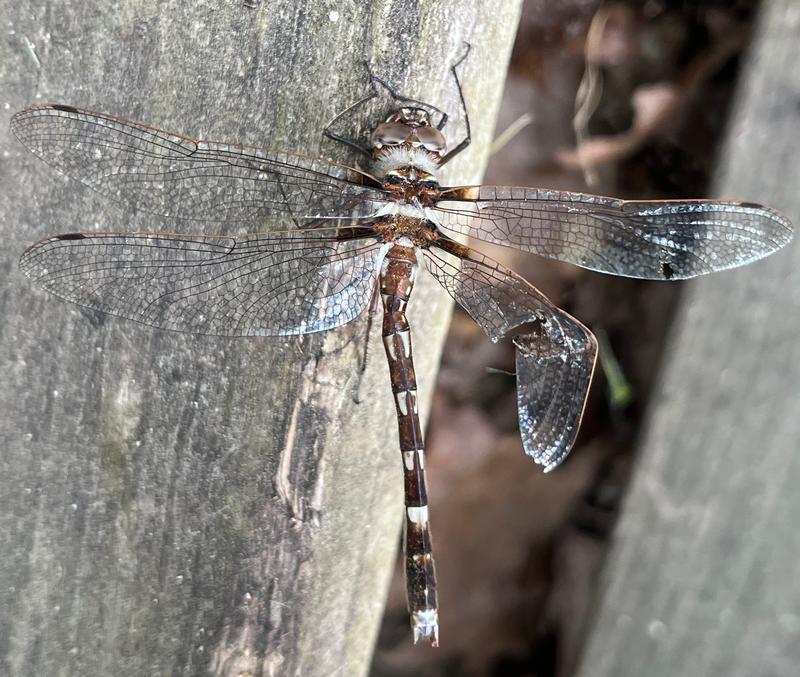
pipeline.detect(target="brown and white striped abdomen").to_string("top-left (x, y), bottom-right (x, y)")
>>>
top-left (379, 241), bottom-right (439, 645)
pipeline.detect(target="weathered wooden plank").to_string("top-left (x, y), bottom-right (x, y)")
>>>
top-left (575, 1), bottom-right (800, 675)
top-left (0, 2), bottom-right (522, 675)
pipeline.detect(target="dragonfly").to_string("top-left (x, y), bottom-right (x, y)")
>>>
top-left (11, 53), bottom-right (792, 646)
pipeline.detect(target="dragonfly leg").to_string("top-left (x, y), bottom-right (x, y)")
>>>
top-left (322, 89), bottom-right (376, 157)
top-left (439, 42), bottom-right (472, 165)
top-left (352, 281), bottom-right (381, 404)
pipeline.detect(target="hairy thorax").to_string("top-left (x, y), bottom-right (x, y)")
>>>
top-left (372, 214), bottom-right (441, 248)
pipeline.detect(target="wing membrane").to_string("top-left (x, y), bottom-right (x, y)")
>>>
top-left (20, 230), bottom-right (385, 337)
top-left (424, 240), bottom-right (597, 470)
top-left (11, 104), bottom-right (389, 228)
top-left (433, 186), bottom-right (792, 280)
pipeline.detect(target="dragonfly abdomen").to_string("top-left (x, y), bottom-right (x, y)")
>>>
top-left (379, 243), bottom-right (439, 646)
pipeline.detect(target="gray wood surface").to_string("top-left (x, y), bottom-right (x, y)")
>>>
top-left (574, 1), bottom-right (800, 675)
top-left (0, 2), bottom-right (521, 675)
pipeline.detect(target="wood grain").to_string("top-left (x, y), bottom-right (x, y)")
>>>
top-left (0, 2), bottom-right (522, 675)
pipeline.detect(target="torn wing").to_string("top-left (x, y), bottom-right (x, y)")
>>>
top-left (424, 239), bottom-right (597, 470)
top-left (432, 186), bottom-right (793, 280)
top-left (11, 104), bottom-right (390, 228)
top-left (19, 229), bottom-right (385, 337)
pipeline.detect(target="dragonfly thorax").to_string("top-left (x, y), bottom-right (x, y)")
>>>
top-left (372, 214), bottom-right (440, 248)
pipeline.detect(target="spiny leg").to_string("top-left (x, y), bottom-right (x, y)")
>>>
top-left (379, 244), bottom-right (439, 645)
top-left (439, 42), bottom-right (472, 165)
top-left (322, 88), bottom-right (376, 156)
top-left (352, 281), bottom-right (381, 404)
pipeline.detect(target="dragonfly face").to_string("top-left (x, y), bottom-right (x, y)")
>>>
top-left (10, 56), bottom-right (792, 647)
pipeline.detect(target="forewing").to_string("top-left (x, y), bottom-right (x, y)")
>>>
top-left (19, 230), bottom-right (385, 337)
top-left (11, 104), bottom-right (389, 228)
top-left (424, 241), bottom-right (597, 470)
top-left (432, 186), bottom-right (792, 280)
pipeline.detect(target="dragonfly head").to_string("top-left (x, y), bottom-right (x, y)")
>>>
top-left (371, 108), bottom-right (446, 155)
top-left (371, 108), bottom-right (445, 191)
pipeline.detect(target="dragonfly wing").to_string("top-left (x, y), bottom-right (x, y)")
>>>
top-left (423, 240), bottom-right (597, 470)
top-left (432, 186), bottom-right (792, 279)
top-left (11, 104), bottom-right (389, 228)
top-left (20, 230), bottom-right (385, 337)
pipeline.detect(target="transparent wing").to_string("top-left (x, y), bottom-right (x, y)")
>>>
top-left (11, 104), bottom-right (390, 228)
top-left (424, 239), bottom-right (597, 470)
top-left (432, 186), bottom-right (793, 280)
top-left (19, 229), bottom-right (385, 337)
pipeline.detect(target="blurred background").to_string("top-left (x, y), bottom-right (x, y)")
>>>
top-left (370, 1), bottom-right (797, 675)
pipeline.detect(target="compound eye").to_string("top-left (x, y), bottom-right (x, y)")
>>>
top-left (372, 122), bottom-right (412, 147)
top-left (414, 125), bottom-right (446, 153)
